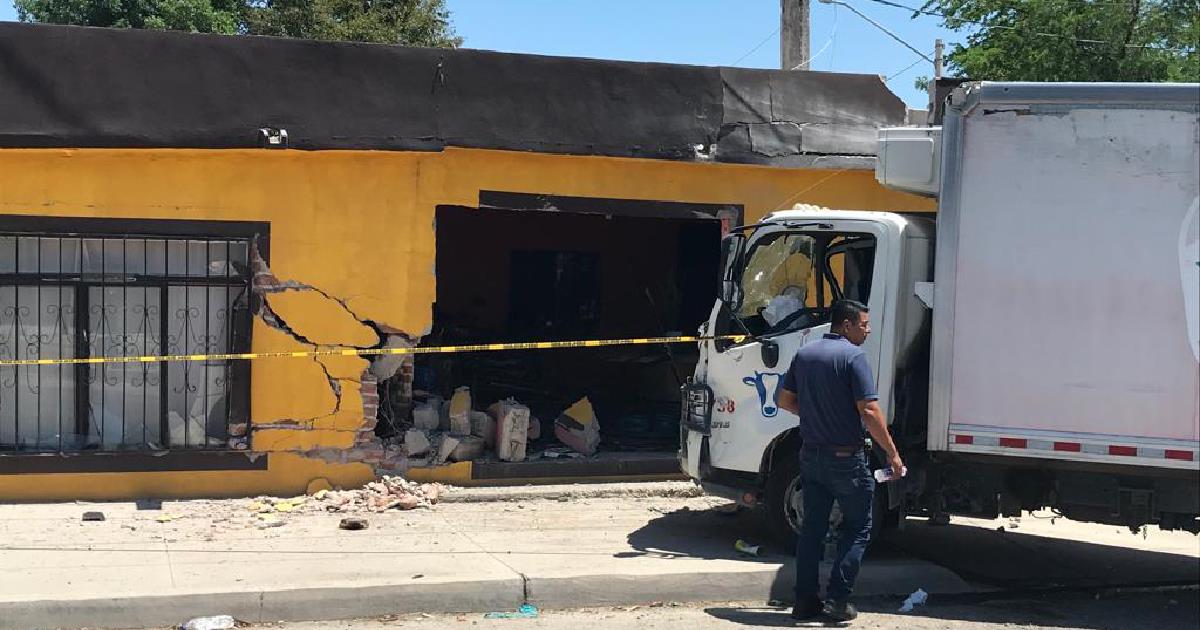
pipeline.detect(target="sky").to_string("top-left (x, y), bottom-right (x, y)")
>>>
top-left (0, 0), bottom-right (962, 108)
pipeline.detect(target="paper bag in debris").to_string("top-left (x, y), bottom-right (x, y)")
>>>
top-left (554, 397), bottom-right (600, 456)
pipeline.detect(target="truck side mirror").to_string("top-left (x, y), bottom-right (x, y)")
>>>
top-left (761, 339), bottom-right (780, 368)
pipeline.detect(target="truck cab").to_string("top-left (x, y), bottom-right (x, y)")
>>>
top-left (680, 208), bottom-right (933, 541)
top-left (682, 82), bottom-right (1200, 541)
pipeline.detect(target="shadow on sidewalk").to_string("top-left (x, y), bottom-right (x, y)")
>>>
top-left (707, 590), bottom-right (1199, 630)
top-left (620, 503), bottom-right (797, 602)
top-left (702, 605), bottom-right (807, 627)
top-left (622, 503), bottom-right (1199, 615)
top-left (878, 519), bottom-right (1200, 590)
top-left (621, 503), bottom-right (778, 560)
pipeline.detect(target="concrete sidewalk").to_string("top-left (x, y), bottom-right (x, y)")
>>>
top-left (0, 486), bottom-right (971, 630)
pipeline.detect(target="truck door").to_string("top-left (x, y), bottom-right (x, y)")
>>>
top-left (703, 221), bottom-right (890, 474)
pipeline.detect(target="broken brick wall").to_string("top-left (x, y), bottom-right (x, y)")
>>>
top-left (0, 146), bottom-right (930, 500)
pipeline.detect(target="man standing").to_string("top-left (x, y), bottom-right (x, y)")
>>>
top-left (777, 299), bottom-right (904, 622)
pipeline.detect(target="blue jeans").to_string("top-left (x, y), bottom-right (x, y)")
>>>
top-left (794, 448), bottom-right (875, 603)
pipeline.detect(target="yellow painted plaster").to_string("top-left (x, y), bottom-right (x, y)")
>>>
top-left (0, 453), bottom-right (374, 502)
top-left (265, 289), bottom-right (379, 348)
top-left (249, 320), bottom-right (338, 425)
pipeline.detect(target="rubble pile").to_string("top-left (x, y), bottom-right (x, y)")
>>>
top-left (403, 387), bottom-right (600, 465)
top-left (245, 476), bottom-right (448, 518)
top-left (316, 477), bottom-right (447, 513)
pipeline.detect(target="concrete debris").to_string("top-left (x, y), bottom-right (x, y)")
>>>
top-left (234, 477), bottom-right (449, 519)
top-left (470, 410), bottom-right (496, 449)
top-left (554, 397), bottom-right (601, 456)
top-left (82, 511), bottom-right (106, 522)
top-left (256, 515), bottom-right (285, 529)
top-left (434, 434), bottom-right (460, 466)
top-left (339, 517), bottom-right (370, 531)
top-left (316, 477), bottom-right (447, 513)
top-left (450, 435), bottom-right (486, 462)
top-left (369, 335), bottom-right (411, 381)
top-left (490, 399), bottom-right (530, 462)
top-left (404, 428), bottom-right (433, 457)
top-left (413, 401), bottom-right (441, 431)
top-left (448, 387), bottom-right (472, 436)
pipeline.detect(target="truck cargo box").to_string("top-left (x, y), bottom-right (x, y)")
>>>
top-left (929, 83), bottom-right (1200, 469)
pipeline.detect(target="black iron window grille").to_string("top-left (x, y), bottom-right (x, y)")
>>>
top-left (0, 230), bottom-right (255, 452)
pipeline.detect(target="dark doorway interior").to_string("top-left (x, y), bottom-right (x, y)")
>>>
top-left (508, 250), bottom-right (601, 342)
top-left (404, 200), bottom-right (725, 458)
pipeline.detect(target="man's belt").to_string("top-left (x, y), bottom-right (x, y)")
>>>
top-left (802, 443), bottom-right (866, 457)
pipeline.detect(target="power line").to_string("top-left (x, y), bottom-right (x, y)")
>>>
top-left (820, 0), bottom-right (936, 63)
top-left (887, 56), bottom-right (930, 81)
top-left (730, 25), bottom-right (782, 67)
top-left (792, 8), bottom-right (840, 69)
top-left (859, 0), bottom-right (1195, 52)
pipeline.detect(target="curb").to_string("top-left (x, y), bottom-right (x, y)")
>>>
top-left (0, 578), bottom-right (526, 630)
top-left (0, 558), bottom-right (976, 630)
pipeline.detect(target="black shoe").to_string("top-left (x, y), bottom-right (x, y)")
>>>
top-left (826, 599), bottom-right (859, 622)
top-left (790, 596), bottom-right (824, 620)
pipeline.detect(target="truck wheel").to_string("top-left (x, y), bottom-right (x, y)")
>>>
top-left (764, 453), bottom-right (802, 548)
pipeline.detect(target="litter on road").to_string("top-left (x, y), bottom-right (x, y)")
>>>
top-left (339, 517), bottom-right (370, 531)
top-left (179, 614), bottom-right (236, 630)
top-left (898, 588), bottom-right (929, 613)
top-left (734, 539), bottom-right (761, 557)
top-left (484, 604), bottom-right (540, 619)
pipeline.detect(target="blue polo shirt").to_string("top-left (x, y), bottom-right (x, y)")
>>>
top-left (780, 333), bottom-right (877, 447)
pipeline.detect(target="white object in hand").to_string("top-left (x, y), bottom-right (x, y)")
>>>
top-left (874, 466), bottom-right (908, 483)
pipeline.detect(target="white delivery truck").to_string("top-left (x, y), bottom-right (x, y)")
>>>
top-left (680, 82), bottom-right (1200, 542)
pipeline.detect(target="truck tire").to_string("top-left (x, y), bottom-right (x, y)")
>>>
top-left (764, 453), bottom-right (802, 549)
top-left (765, 453), bottom-right (892, 552)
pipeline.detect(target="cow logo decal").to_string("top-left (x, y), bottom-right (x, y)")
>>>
top-left (743, 371), bottom-right (785, 418)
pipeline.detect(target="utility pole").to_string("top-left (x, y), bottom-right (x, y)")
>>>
top-left (934, 38), bottom-right (944, 79)
top-left (781, 0), bottom-right (811, 70)
top-left (929, 38), bottom-right (945, 119)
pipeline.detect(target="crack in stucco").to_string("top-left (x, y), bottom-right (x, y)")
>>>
top-left (260, 282), bottom-right (382, 349)
top-left (248, 248), bottom-right (416, 469)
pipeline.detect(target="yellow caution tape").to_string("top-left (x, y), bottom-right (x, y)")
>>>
top-left (0, 335), bottom-right (748, 367)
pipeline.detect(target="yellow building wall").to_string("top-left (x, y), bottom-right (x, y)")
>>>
top-left (0, 147), bottom-right (932, 500)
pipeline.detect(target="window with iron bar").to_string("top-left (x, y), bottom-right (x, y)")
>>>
top-left (0, 218), bottom-right (261, 453)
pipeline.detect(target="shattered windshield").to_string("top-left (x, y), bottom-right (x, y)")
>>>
top-left (733, 230), bottom-right (877, 337)
top-left (737, 232), bottom-right (817, 320)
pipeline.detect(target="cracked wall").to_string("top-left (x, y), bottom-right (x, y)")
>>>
top-left (0, 146), bottom-right (930, 500)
